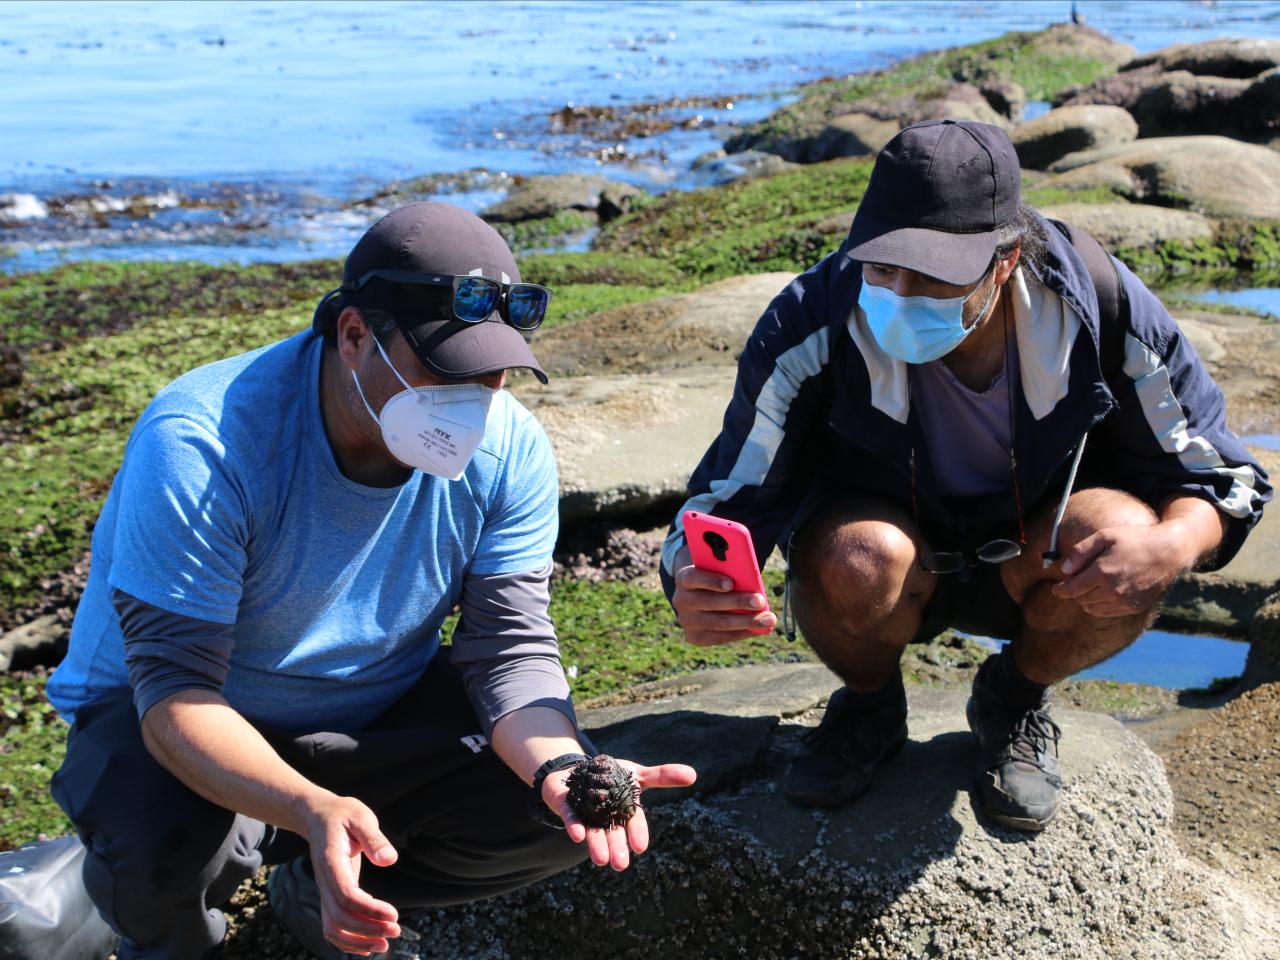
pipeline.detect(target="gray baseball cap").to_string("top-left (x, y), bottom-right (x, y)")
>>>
top-left (847, 119), bottom-right (1022, 286)
top-left (319, 202), bottom-right (548, 384)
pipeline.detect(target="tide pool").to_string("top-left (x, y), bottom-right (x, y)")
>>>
top-left (969, 629), bottom-right (1248, 691)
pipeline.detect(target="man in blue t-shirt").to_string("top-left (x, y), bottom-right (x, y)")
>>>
top-left (48, 202), bottom-right (695, 960)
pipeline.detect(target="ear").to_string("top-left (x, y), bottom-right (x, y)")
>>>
top-left (335, 307), bottom-right (372, 370)
top-left (995, 242), bottom-right (1022, 285)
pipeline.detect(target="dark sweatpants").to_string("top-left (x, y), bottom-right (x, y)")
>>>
top-left (50, 651), bottom-right (586, 960)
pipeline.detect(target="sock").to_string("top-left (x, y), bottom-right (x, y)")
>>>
top-left (995, 644), bottom-right (1048, 714)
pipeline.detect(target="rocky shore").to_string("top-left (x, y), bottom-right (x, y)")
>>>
top-left (2, 21), bottom-right (1279, 960)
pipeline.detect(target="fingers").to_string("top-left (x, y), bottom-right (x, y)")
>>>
top-left (313, 851), bottom-right (400, 954)
top-left (579, 823), bottom-right (636, 871)
top-left (585, 823), bottom-right (612, 867)
top-left (1059, 531), bottom-right (1107, 577)
top-left (307, 802), bottom-right (401, 955)
top-left (673, 564), bottom-right (775, 644)
top-left (625, 805), bottom-right (650, 855)
top-left (633, 762), bottom-right (698, 790)
top-left (606, 824), bottom-right (631, 871)
top-left (673, 564), bottom-right (736, 592)
top-left (349, 817), bottom-right (399, 869)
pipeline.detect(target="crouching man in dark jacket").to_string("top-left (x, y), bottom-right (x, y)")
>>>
top-left (662, 120), bottom-right (1269, 832)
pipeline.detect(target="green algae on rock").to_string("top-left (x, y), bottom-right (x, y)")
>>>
top-left (728, 23), bottom-right (1134, 162)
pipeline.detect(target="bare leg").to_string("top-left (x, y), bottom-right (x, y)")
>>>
top-left (1001, 487), bottom-right (1162, 686)
top-left (789, 498), bottom-right (938, 692)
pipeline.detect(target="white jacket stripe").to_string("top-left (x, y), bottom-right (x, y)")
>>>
top-left (661, 326), bottom-right (832, 574)
top-left (1123, 333), bottom-right (1258, 519)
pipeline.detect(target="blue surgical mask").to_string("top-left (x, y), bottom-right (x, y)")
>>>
top-left (860, 271), bottom-right (997, 364)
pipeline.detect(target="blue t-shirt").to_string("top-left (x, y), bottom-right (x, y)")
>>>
top-left (47, 331), bottom-right (558, 731)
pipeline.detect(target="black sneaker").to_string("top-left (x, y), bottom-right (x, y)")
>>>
top-left (783, 678), bottom-right (909, 808)
top-left (966, 654), bottom-right (1064, 831)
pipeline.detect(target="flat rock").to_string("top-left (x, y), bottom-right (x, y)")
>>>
top-left (409, 666), bottom-right (1275, 959)
top-left (1037, 201), bottom-right (1214, 249)
top-left (1044, 136), bottom-right (1280, 218)
top-left (519, 368), bottom-right (735, 523)
top-left (0, 613), bottom-right (66, 672)
top-left (1056, 66), bottom-right (1278, 143)
top-left (692, 150), bottom-right (799, 186)
top-left (807, 111), bottom-right (901, 162)
top-left (1123, 37), bottom-right (1280, 79)
top-left (981, 79), bottom-right (1026, 122)
top-left (531, 272), bottom-right (792, 378)
top-left (480, 174), bottom-right (644, 223)
top-left (515, 274), bottom-right (792, 521)
top-left (1012, 105), bottom-right (1137, 170)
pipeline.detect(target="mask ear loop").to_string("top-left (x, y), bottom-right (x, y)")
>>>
top-left (352, 334), bottom-right (414, 424)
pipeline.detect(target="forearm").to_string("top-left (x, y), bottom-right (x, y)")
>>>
top-left (140, 688), bottom-right (333, 836)
top-left (1159, 494), bottom-right (1229, 570)
top-left (490, 704), bottom-right (586, 785)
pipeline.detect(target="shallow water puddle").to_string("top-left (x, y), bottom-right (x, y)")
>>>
top-left (969, 629), bottom-right (1248, 690)
top-left (1242, 434), bottom-right (1280, 451)
top-left (1184, 286), bottom-right (1280, 317)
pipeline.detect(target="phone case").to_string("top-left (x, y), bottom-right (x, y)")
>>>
top-left (682, 511), bottom-right (772, 634)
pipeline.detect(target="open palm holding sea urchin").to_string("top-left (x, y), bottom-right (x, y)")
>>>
top-left (565, 755), bottom-right (642, 829)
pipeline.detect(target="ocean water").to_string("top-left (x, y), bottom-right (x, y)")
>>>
top-left (3, 0), bottom-right (1279, 269)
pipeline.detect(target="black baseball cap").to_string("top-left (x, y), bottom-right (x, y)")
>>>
top-left (316, 201), bottom-right (548, 384)
top-left (847, 119), bottom-right (1022, 286)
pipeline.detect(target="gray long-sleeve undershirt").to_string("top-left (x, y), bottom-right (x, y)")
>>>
top-left (115, 561), bottom-right (575, 738)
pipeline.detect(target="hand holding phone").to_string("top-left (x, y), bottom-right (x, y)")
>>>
top-left (678, 511), bottom-right (774, 639)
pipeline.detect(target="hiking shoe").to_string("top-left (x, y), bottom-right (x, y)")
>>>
top-left (966, 653), bottom-right (1064, 831)
top-left (783, 678), bottom-right (908, 808)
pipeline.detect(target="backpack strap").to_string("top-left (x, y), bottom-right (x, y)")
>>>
top-left (1048, 219), bottom-right (1129, 385)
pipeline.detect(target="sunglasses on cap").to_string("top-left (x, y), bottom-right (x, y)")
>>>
top-left (347, 269), bottom-right (551, 332)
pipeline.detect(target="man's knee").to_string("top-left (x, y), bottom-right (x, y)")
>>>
top-left (1006, 488), bottom-right (1158, 604)
top-left (54, 693), bottom-right (259, 929)
top-left (791, 500), bottom-right (929, 628)
top-left (1054, 487), bottom-right (1157, 547)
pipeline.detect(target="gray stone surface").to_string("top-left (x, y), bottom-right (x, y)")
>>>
top-left (1244, 590), bottom-right (1280, 688)
top-left (480, 174), bottom-right (644, 223)
top-left (1127, 71), bottom-right (1252, 137)
top-left (807, 111), bottom-right (901, 162)
top-left (1044, 136), bottom-right (1280, 218)
top-left (405, 665), bottom-right (1277, 959)
top-left (1123, 37), bottom-right (1280, 79)
top-left (981, 79), bottom-right (1026, 122)
top-left (514, 274), bottom-right (791, 521)
top-left (692, 149), bottom-right (799, 185)
top-left (1036, 202), bottom-right (1214, 250)
top-left (0, 614), bottom-right (66, 672)
top-left (1056, 64), bottom-right (1279, 144)
top-left (1012, 105), bottom-right (1138, 170)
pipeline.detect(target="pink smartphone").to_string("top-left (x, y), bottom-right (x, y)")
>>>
top-left (682, 511), bottom-right (772, 634)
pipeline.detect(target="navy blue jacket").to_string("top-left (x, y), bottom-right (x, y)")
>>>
top-left (661, 216), bottom-right (1270, 594)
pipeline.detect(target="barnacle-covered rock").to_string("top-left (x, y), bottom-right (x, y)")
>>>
top-left (565, 754), bottom-right (640, 829)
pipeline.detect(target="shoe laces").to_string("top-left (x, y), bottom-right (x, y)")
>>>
top-left (1004, 705), bottom-right (1062, 778)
